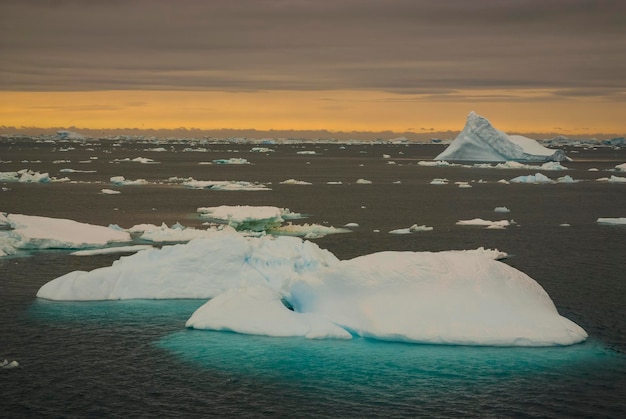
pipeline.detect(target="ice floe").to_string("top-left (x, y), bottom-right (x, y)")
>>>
top-left (389, 224), bottom-right (433, 234)
top-left (280, 179), bottom-right (312, 185)
top-left (212, 158), bottom-right (249, 164)
top-left (596, 217), bottom-right (626, 225)
top-left (110, 176), bottom-right (149, 186)
top-left (197, 205), bottom-right (301, 232)
top-left (182, 179), bottom-right (269, 191)
top-left (596, 175), bottom-right (626, 183)
top-left (2, 359), bottom-right (19, 369)
top-left (456, 218), bottom-right (513, 229)
top-left (510, 173), bottom-right (554, 184)
top-left (0, 169), bottom-right (68, 183)
top-left (271, 223), bottom-right (351, 239)
top-left (0, 214), bottom-right (131, 255)
top-left (111, 157), bottom-right (159, 164)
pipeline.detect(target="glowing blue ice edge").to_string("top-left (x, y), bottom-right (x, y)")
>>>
top-left (29, 299), bottom-right (622, 384)
top-left (157, 329), bottom-right (620, 385)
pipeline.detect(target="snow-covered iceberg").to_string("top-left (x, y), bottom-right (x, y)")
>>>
top-left (37, 229), bottom-right (587, 346)
top-left (0, 214), bottom-right (131, 254)
top-left (435, 112), bottom-right (567, 162)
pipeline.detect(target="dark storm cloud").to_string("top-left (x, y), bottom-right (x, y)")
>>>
top-left (1, 0), bottom-right (625, 97)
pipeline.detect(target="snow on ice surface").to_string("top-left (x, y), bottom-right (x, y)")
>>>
top-left (36, 227), bottom-right (586, 346)
top-left (289, 251), bottom-right (586, 346)
top-left (435, 112), bottom-right (566, 162)
top-left (37, 231), bottom-right (339, 301)
top-left (186, 286), bottom-right (351, 339)
top-left (1, 214), bottom-right (131, 252)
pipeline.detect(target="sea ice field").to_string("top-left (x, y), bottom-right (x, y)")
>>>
top-left (1, 134), bottom-right (625, 417)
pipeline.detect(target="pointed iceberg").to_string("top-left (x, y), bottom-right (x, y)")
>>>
top-left (435, 112), bottom-right (566, 162)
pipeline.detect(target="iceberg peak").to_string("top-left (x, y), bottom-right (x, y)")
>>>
top-left (435, 112), bottom-right (566, 163)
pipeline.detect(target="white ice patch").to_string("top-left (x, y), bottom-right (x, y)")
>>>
top-left (271, 223), bottom-right (351, 239)
top-left (100, 189), bottom-right (121, 195)
top-left (510, 173), bottom-right (554, 184)
top-left (596, 217), bottom-right (626, 225)
top-left (430, 178), bottom-right (449, 185)
top-left (389, 224), bottom-right (433, 234)
top-left (183, 179), bottom-right (269, 191)
top-left (111, 157), bottom-right (159, 164)
top-left (456, 218), bottom-right (512, 229)
top-left (110, 176), bottom-right (149, 186)
top-left (280, 179), bottom-right (312, 185)
top-left (0, 169), bottom-right (69, 183)
top-left (1, 359), bottom-right (19, 369)
top-left (212, 158), bottom-right (249, 164)
top-left (59, 168), bottom-right (97, 173)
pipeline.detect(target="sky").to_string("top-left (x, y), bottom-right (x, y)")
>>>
top-left (1, 0), bottom-right (625, 137)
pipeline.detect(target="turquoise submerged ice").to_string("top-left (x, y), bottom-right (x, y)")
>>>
top-left (37, 229), bottom-right (587, 346)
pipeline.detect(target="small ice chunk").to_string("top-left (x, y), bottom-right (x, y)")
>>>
top-left (596, 217), bottom-right (626, 225)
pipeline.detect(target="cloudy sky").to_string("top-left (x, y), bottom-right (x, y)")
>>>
top-left (1, 0), bottom-right (624, 135)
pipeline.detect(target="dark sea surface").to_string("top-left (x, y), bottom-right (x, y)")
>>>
top-left (1, 138), bottom-right (625, 417)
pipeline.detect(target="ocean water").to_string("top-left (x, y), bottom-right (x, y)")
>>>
top-left (1, 138), bottom-right (626, 417)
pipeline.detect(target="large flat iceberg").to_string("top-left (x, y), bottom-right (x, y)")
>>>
top-left (37, 229), bottom-right (587, 346)
top-left (435, 112), bottom-right (567, 162)
top-left (1, 213), bottom-right (131, 253)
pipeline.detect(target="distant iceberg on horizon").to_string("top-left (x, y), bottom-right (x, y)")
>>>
top-left (435, 112), bottom-right (567, 163)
